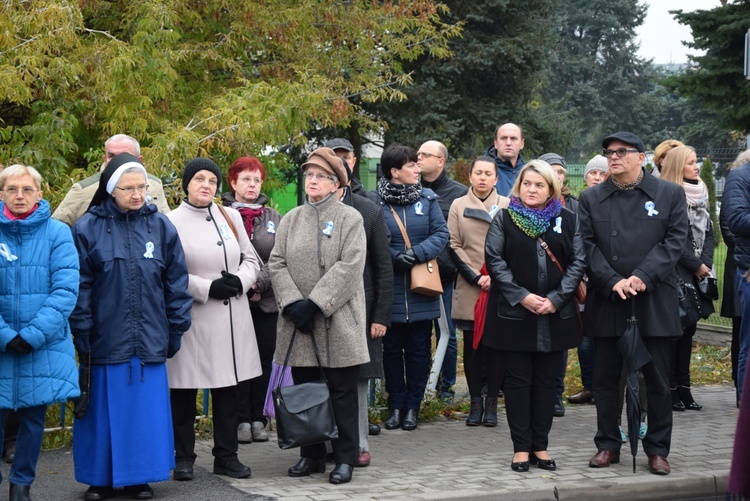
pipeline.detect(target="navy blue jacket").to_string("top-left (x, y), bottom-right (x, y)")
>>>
top-left (71, 199), bottom-right (192, 364)
top-left (724, 162), bottom-right (750, 270)
top-left (486, 146), bottom-right (525, 197)
top-left (371, 188), bottom-right (449, 323)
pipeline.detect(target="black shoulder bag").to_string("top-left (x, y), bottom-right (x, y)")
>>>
top-left (272, 329), bottom-right (339, 449)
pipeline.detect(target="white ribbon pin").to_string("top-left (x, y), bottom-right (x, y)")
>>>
top-left (220, 223), bottom-right (233, 241)
top-left (414, 201), bottom-right (424, 215)
top-left (489, 205), bottom-right (499, 218)
top-left (0, 243), bottom-right (18, 262)
top-left (266, 221), bottom-right (276, 234)
top-left (143, 242), bottom-right (155, 259)
top-left (553, 217), bottom-right (562, 234)
top-left (645, 201), bottom-right (659, 217)
top-left (322, 221), bottom-right (334, 237)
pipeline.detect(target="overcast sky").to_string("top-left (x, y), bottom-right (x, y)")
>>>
top-left (637, 0), bottom-right (722, 64)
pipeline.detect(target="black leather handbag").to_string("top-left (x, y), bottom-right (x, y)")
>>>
top-left (273, 329), bottom-right (339, 449)
top-left (678, 279), bottom-right (703, 328)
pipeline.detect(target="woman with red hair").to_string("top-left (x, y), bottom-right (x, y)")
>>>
top-left (221, 156), bottom-right (281, 443)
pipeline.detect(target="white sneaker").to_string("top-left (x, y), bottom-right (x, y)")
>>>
top-left (237, 422), bottom-right (252, 444)
top-left (251, 421), bottom-right (269, 442)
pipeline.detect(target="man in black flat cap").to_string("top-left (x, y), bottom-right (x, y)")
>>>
top-left (578, 131), bottom-right (688, 475)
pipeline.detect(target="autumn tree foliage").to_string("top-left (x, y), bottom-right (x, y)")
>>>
top-left (0, 0), bottom-right (460, 205)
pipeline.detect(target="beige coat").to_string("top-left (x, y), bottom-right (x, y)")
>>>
top-left (269, 194), bottom-right (369, 368)
top-left (53, 171), bottom-right (170, 226)
top-left (448, 188), bottom-right (509, 322)
top-left (166, 202), bottom-right (261, 388)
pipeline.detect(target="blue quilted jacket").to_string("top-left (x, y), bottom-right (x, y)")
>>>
top-left (0, 200), bottom-right (80, 409)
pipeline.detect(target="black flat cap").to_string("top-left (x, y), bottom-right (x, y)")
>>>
top-left (602, 131), bottom-right (645, 153)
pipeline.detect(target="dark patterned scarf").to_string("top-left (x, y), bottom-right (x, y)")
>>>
top-left (377, 176), bottom-right (422, 205)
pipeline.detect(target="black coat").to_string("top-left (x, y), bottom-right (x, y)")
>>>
top-left (578, 170), bottom-right (688, 339)
top-left (422, 169), bottom-right (468, 282)
top-left (483, 207), bottom-right (584, 352)
top-left (720, 207), bottom-right (741, 318)
top-left (344, 188), bottom-right (394, 378)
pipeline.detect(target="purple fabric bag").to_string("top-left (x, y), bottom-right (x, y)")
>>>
top-left (264, 362), bottom-right (293, 418)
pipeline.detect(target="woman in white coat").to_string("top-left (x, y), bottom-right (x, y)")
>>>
top-left (167, 158), bottom-right (261, 482)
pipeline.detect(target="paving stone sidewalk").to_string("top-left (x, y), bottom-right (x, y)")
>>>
top-left (203, 384), bottom-right (736, 500)
top-left (17, 384), bottom-right (735, 500)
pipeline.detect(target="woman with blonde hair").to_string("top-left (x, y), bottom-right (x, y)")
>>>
top-left (660, 146), bottom-right (714, 411)
top-left (652, 139), bottom-right (685, 177)
top-left (483, 160), bottom-right (584, 471)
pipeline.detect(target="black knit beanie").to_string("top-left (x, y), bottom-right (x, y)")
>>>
top-left (182, 157), bottom-right (223, 194)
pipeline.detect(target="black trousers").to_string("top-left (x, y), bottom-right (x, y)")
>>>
top-left (501, 350), bottom-right (562, 453)
top-left (484, 346), bottom-right (505, 400)
top-left (292, 365), bottom-right (359, 465)
top-left (463, 330), bottom-right (488, 398)
top-left (171, 385), bottom-right (240, 464)
top-left (593, 337), bottom-right (672, 456)
top-left (670, 322), bottom-right (697, 388)
top-left (237, 310), bottom-right (278, 425)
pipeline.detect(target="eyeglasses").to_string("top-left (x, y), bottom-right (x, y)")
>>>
top-left (304, 172), bottom-right (335, 182)
top-left (417, 152), bottom-right (443, 160)
top-left (116, 184), bottom-right (149, 194)
top-left (237, 176), bottom-right (263, 185)
top-left (603, 148), bottom-right (639, 158)
top-left (3, 187), bottom-right (38, 195)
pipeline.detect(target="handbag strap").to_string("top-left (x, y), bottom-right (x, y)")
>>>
top-left (277, 328), bottom-right (327, 390)
top-left (388, 204), bottom-right (412, 250)
top-left (538, 237), bottom-right (564, 274)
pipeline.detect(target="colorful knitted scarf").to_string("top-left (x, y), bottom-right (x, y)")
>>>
top-left (507, 195), bottom-right (562, 238)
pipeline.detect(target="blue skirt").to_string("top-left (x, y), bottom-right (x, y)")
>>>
top-left (73, 357), bottom-right (174, 487)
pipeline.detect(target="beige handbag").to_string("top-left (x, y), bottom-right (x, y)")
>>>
top-left (388, 205), bottom-right (443, 297)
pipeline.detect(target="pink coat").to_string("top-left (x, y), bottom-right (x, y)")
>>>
top-left (166, 202), bottom-right (261, 388)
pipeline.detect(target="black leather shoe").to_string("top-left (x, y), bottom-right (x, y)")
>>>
top-left (482, 397), bottom-right (498, 427)
top-left (368, 422), bottom-right (381, 435)
top-left (384, 409), bottom-right (402, 430)
top-left (510, 461), bottom-right (529, 472)
top-left (678, 386), bottom-right (702, 410)
top-left (530, 453), bottom-right (557, 471)
top-left (83, 486), bottom-right (113, 501)
top-left (567, 389), bottom-right (594, 404)
top-left (329, 463), bottom-right (353, 484)
top-left (401, 409), bottom-right (418, 430)
top-left (173, 461), bottom-right (194, 481)
top-left (553, 399), bottom-right (565, 417)
top-left (214, 458), bottom-right (251, 478)
top-left (466, 397), bottom-right (483, 426)
top-left (671, 387), bottom-right (685, 411)
top-left (288, 457), bottom-right (326, 477)
top-left (124, 484), bottom-right (154, 500)
top-left (9, 483), bottom-right (30, 501)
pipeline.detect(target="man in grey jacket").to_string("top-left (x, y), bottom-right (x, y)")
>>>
top-left (52, 134), bottom-right (170, 225)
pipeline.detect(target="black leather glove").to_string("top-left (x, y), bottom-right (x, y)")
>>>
top-left (209, 276), bottom-right (240, 299)
top-left (73, 363), bottom-right (90, 419)
top-left (73, 332), bottom-right (90, 355)
top-left (394, 248), bottom-right (417, 272)
top-left (167, 333), bottom-right (182, 358)
top-left (283, 299), bottom-right (320, 333)
top-left (6, 335), bottom-right (32, 354)
top-left (221, 271), bottom-right (243, 295)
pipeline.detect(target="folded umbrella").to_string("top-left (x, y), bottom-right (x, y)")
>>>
top-left (617, 299), bottom-right (652, 473)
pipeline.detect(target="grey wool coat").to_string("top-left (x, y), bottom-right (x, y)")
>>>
top-left (269, 193), bottom-right (369, 368)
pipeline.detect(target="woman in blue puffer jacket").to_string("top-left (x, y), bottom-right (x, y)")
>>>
top-left (0, 164), bottom-right (80, 501)
top-left (370, 144), bottom-right (449, 431)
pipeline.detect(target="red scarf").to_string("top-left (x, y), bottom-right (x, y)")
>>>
top-left (3, 204), bottom-right (38, 220)
top-left (236, 206), bottom-right (265, 238)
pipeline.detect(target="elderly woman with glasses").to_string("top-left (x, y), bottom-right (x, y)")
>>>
top-left (71, 153), bottom-right (192, 501)
top-left (0, 165), bottom-right (80, 501)
top-left (269, 147), bottom-right (368, 485)
top-left (221, 157), bottom-right (282, 444)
